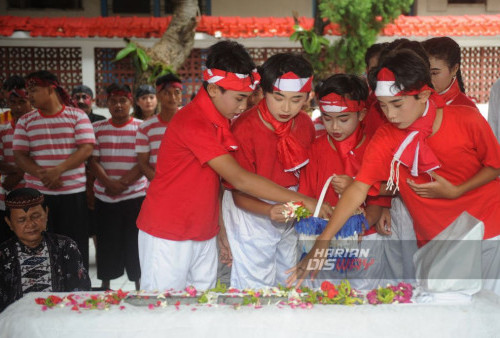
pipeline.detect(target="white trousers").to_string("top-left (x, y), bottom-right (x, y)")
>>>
top-left (138, 230), bottom-right (217, 291)
top-left (222, 190), bottom-right (298, 289)
top-left (387, 196), bottom-right (418, 283)
top-left (481, 235), bottom-right (500, 295)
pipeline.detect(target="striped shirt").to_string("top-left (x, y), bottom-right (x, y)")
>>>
top-left (12, 106), bottom-right (95, 195)
top-left (135, 115), bottom-right (168, 167)
top-left (93, 118), bottom-right (147, 203)
top-left (0, 122), bottom-right (25, 210)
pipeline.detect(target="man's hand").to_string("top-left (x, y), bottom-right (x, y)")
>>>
top-left (2, 173), bottom-right (23, 191)
top-left (38, 167), bottom-right (63, 189)
top-left (407, 172), bottom-right (461, 199)
top-left (104, 179), bottom-right (128, 196)
top-left (331, 174), bottom-right (354, 195)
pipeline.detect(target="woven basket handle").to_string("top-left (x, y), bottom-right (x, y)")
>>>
top-left (313, 175), bottom-right (334, 217)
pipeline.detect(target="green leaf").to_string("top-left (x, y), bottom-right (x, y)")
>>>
top-left (136, 48), bottom-right (150, 72)
top-left (290, 31), bottom-right (300, 41)
top-left (114, 43), bottom-right (137, 62)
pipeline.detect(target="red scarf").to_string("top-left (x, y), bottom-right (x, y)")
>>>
top-left (439, 77), bottom-right (461, 106)
top-left (257, 99), bottom-right (309, 172)
top-left (195, 88), bottom-right (238, 151)
top-left (387, 100), bottom-right (441, 191)
top-left (329, 124), bottom-right (363, 177)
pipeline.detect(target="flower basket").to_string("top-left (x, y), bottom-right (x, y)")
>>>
top-left (294, 176), bottom-right (368, 259)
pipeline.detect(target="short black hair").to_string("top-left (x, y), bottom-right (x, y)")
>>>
top-left (25, 70), bottom-right (59, 84)
top-left (106, 83), bottom-right (132, 95)
top-left (317, 73), bottom-right (368, 102)
top-left (258, 53), bottom-right (313, 94)
top-left (203, 40), bottom-right (256, 92)
top-left (72, 85), bottom-right (94, 98)
top-left (379, 39), bottom-right (430, 69)
top-left (368, 49), bottom-right (433, 95)
top-left (422, 37), bottom-right (465, 93)
top-left (365, 43), bottom-right (389, 69)
top-left (3, 75), bottom-right (25, 91)
top-left (155, 74), bottom-right (181, 88)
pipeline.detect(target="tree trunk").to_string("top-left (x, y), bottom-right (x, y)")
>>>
top-left (135, 0), bottom-right (198, 86)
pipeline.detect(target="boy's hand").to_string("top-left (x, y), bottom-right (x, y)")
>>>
top-left (302, 198), bottom-right (333, 219)
top-left (217, 227), bottom-right (233, 266)
top-left (407, 172), bottom-right (460, 199)
top-left (269, 204), bottom-right (289, 223)
top-left (331, 174), bottom-right (354, 195)
top-left (375, 207), bottom-right (392, 236)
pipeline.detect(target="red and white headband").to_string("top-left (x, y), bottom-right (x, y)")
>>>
top-left (157, 81), bottom-right (182, 93)
top-left (8, 89), bottom-right (28, 99)
top-left (108, 90), bottom-right (133, 101)
top-left (203, 68), bottom-right (260, 92)
top-left (319, 92), bottom-right (365, 113)
top-left (375, 67), bottom-right (431, 97)
top-left (273, 72), bottom-right (313, 92)
top-left (26, 77), bottom-right (58, 90)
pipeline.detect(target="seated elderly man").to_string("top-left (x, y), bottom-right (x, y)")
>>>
top-left (0, 188), bottom-right (90, 312)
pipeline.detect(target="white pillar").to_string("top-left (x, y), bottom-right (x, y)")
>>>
top-left (81, 44), bottom-right (96, 96)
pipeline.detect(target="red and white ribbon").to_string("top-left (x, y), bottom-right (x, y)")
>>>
top-left (273, 72), bottom-right (313, 92)
top-left (203, 68), bottom-right (260, 92)
top-left (319, 92), bottom-right (365, 113)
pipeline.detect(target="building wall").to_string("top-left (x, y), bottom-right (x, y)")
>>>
top-left (2, 0), bottom-right (499, 17)
top-left (416, 0), bottom-right (500, 16)
top-left (210, 0), bottom-right (313, 17)
top-left (0, 0), bottom-right (102, 17)
top-left (0, 0), bottom-right (314, 17)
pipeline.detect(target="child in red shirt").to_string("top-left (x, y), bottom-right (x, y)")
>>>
top-left (137, 41), bottom-right (330, 291)
top-left (298, 73), bottom-right (392, 289)
top-left (222, 53), bottom-right (315, 289)
top-left (289, 49), bottom-right (500, 294)
top-left (422, 37), bottom-right (477, 108)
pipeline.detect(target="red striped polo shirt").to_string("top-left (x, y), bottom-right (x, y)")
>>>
top-left (12, 106), bottom-right (95, 195)
top-left (135, 115), bottom-right (168, 168)
top-left (92, 117), bottom-right (147, 203)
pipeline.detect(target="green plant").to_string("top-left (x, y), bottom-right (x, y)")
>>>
top-left (113, 41), bottom-right (177, 84)
top-left (291, 0), bottom-right (413, 77)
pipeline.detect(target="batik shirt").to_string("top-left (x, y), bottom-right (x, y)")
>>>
top-left (0, 232), bottom-right (91, 312)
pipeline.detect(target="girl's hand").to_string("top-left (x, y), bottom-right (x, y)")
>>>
top-left (407, 172), bottom-right (461, 199)
top-left (331, 174), bottom-right (354, 195)
top-left (286, 238), bottom-right (330, 287)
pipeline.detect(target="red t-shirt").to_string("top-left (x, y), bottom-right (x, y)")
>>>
top-left (230, 106), bottom-right (315, 187)
top-left (356, 105), bottom-right (500, 246)
top-left (136, 89), bottom-right (229, 241)
top-left (447, 92), bottom-right (477, 109)
top-left (362, 100), bottom-right (388, 139)
top-left (298, 133), bottom-right (390, 220)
